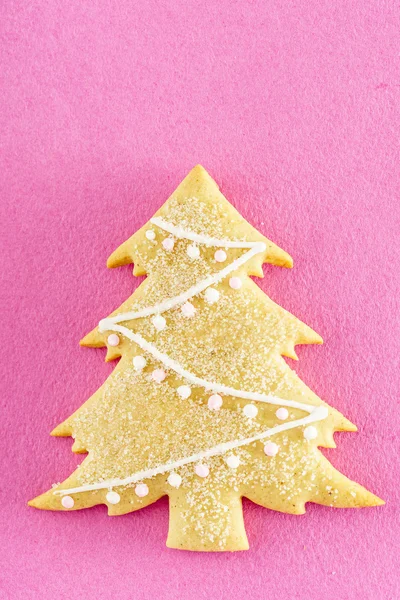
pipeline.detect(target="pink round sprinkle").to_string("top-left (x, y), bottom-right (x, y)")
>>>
top-left (162, 238), bottom-right (175, 251)
top-left (195, 464), bottom-right (210, 478)
top-left (208, 394), bottom-right (223, 410)
top-left (276, 407), bottom-right (289, 420)
top-left (135, 483), bottom-right (149, 497)
top-left (107, 334), bottom-right (120, 347)
top-left (152, 368), bottom-right (166, 383)
top-left (229, 277), bottom-right (242, 290)
top-left (264, 442), bottom-right (279, 456)
top-left (214, 249), bottom-right (227, 263)
top-left (61, 496), bottom-right (74, 509)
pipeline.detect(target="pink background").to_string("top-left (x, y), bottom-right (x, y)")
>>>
top-left (1, 1), bottom-right (399, 598)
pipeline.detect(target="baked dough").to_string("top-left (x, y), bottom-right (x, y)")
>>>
top-left (29, 165), bottom-right (383, 551)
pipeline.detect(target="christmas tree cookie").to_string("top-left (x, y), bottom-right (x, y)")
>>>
top-left (29, 165), bottom-right (383, 551)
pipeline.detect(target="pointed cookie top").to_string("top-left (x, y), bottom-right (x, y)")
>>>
top-left (107, 165), bottom-right (292, 273)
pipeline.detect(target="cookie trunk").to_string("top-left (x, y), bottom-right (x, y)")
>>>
top-left (166, 489), bottom-right (249, 552)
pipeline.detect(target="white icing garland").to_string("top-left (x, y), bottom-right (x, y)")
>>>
top-left (150, 217), bottom-right (262, 248)
top-left (99, 322), bottom-right (316, 413)
top-left (56, 218), bottom-right (328, 498)
top-left (56, 405), bottom-right (328, 496)
top-left (98, 250), bottom-right (266, 330)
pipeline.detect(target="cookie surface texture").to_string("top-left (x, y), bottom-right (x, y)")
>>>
top-left (29, 165), bottom-right (383, 552)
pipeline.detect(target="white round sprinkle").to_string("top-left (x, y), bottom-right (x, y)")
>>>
top-left (276, 407), bottom-right (289, 420)
top-left (214, 249), bottom-right (227, 263)
top-left (304, 425), bottom-right (318, 440)
top-left (208, 394), bottom-right (223, 410)
top-left (145, 230), bottom-right (156, 240)
top-left (229, 277), bottom-right (242, 290)
top-left (177, 385), bottom-right (191, 399)
top-left (152, 368), bottom-right (166, 383)
top-left (152, 314), bottom-right (166, 331)
top-left (167, 473), bottom-right (182, 489)
top-left (106, 491), bottom-right (120, 505)
top-left (107, 334), bottom-right (120, 347)
top-left (195, 464), bottom-right (210, 478)
top-left (135, 483), bottom-right (149, 497)
top-left (204, 288), bottom-right (220, 304)
top-left (226, 455), bottom-right (240, 469)
top-left (243, 404), bottom-right (258, 418)
top-left (187, 244), bottom-right (200, 259)
top-left (264, 442), bottom-right (279, 456)
top-left (313, 405), bottom-right (329, 419)
top-left (181, 302), bottom-right (196, 318)
top-left (133, 355), bottom-right (147, 371)
top-left (162, 237), bottom-right (174, 251)
top-left (61, 496), bottom-right (74, 509)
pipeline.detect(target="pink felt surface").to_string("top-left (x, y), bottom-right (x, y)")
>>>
top-left (1, 1), bottom-right (399, 598)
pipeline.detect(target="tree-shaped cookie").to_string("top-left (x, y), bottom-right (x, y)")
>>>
top-left (29, 165), bottom-right (383, 551)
